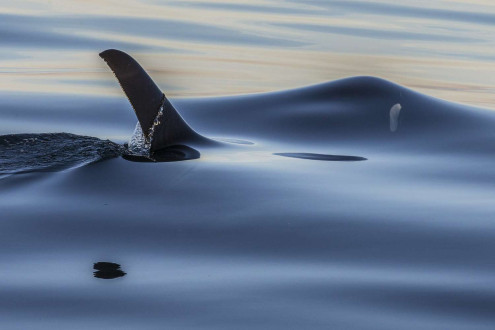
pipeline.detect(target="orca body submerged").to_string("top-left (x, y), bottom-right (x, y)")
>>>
top-left (2, 49), bottom-right (495, 173)
top-left (100, 49), bottom-right (495, 163)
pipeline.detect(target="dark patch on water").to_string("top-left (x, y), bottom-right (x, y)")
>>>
top-left (274, 152), bottom-right (367, 161)
top-left (0, 133), bottom-right (123, 175)
top-left (93, 262), bottom-right (126, 279)
top-left (122, 144), bottom-right (200, 162)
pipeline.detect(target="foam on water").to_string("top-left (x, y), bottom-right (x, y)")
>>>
top-left (127, 122), bottom-right (149, 156)
top-left (126, 100), bottom-right (165, 157)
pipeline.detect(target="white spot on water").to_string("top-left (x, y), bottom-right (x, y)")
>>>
top-left (389, 103), bottom-right (402, 132)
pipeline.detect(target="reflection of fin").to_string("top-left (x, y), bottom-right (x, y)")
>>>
top-left (99, 49), bottom-right (205, 151)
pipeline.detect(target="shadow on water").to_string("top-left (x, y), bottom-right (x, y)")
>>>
top-left (93, 262), bottom-right (126, 280)
top-left (274, 153), bottom-right (367, 161)
top-left (121, 144), bottom-right (200, 162)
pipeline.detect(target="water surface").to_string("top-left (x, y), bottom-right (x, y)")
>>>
top-left (1, 1), bottom-right (495, 329)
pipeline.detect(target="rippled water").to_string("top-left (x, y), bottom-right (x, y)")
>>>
top-left (1, 1), bottom-right (495, 329)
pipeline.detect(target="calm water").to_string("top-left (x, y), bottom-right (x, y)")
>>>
top-left (1, 1), bottom-right (495, 329)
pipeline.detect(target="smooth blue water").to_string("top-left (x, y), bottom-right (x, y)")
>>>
top-left (1, 1), bottom-right (495, 329)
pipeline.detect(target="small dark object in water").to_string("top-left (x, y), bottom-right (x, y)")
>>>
top-left (93, 262), bottom-right (126, 279)
top-left (274, 153), bottom-right (367, 161)
top-left (122, 144), bottom-right (200, 162)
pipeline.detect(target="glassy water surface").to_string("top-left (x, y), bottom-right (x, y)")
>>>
top-left (1, 1), bottom-right (495, 329)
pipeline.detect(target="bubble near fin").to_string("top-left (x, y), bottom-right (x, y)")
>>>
top-left (390, 103), bottom-right (402, 132)
top-left (127, 122), bottom-right (149, 156)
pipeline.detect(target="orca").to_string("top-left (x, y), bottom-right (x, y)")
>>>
top-left (99, 49), bottom-right (211, 154)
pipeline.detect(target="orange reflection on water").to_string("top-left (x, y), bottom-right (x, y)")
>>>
top-left (0, 0), bottom-right (493, 108)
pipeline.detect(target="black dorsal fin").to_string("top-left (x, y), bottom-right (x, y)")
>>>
top-left (99, 49), bottom-right (204, 151)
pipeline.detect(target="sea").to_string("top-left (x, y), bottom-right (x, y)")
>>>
top-left (0, 1), bottom-right (495, 329)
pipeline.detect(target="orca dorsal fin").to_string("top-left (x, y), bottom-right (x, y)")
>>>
top-left (99, 49), bottom-right (203, 151)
